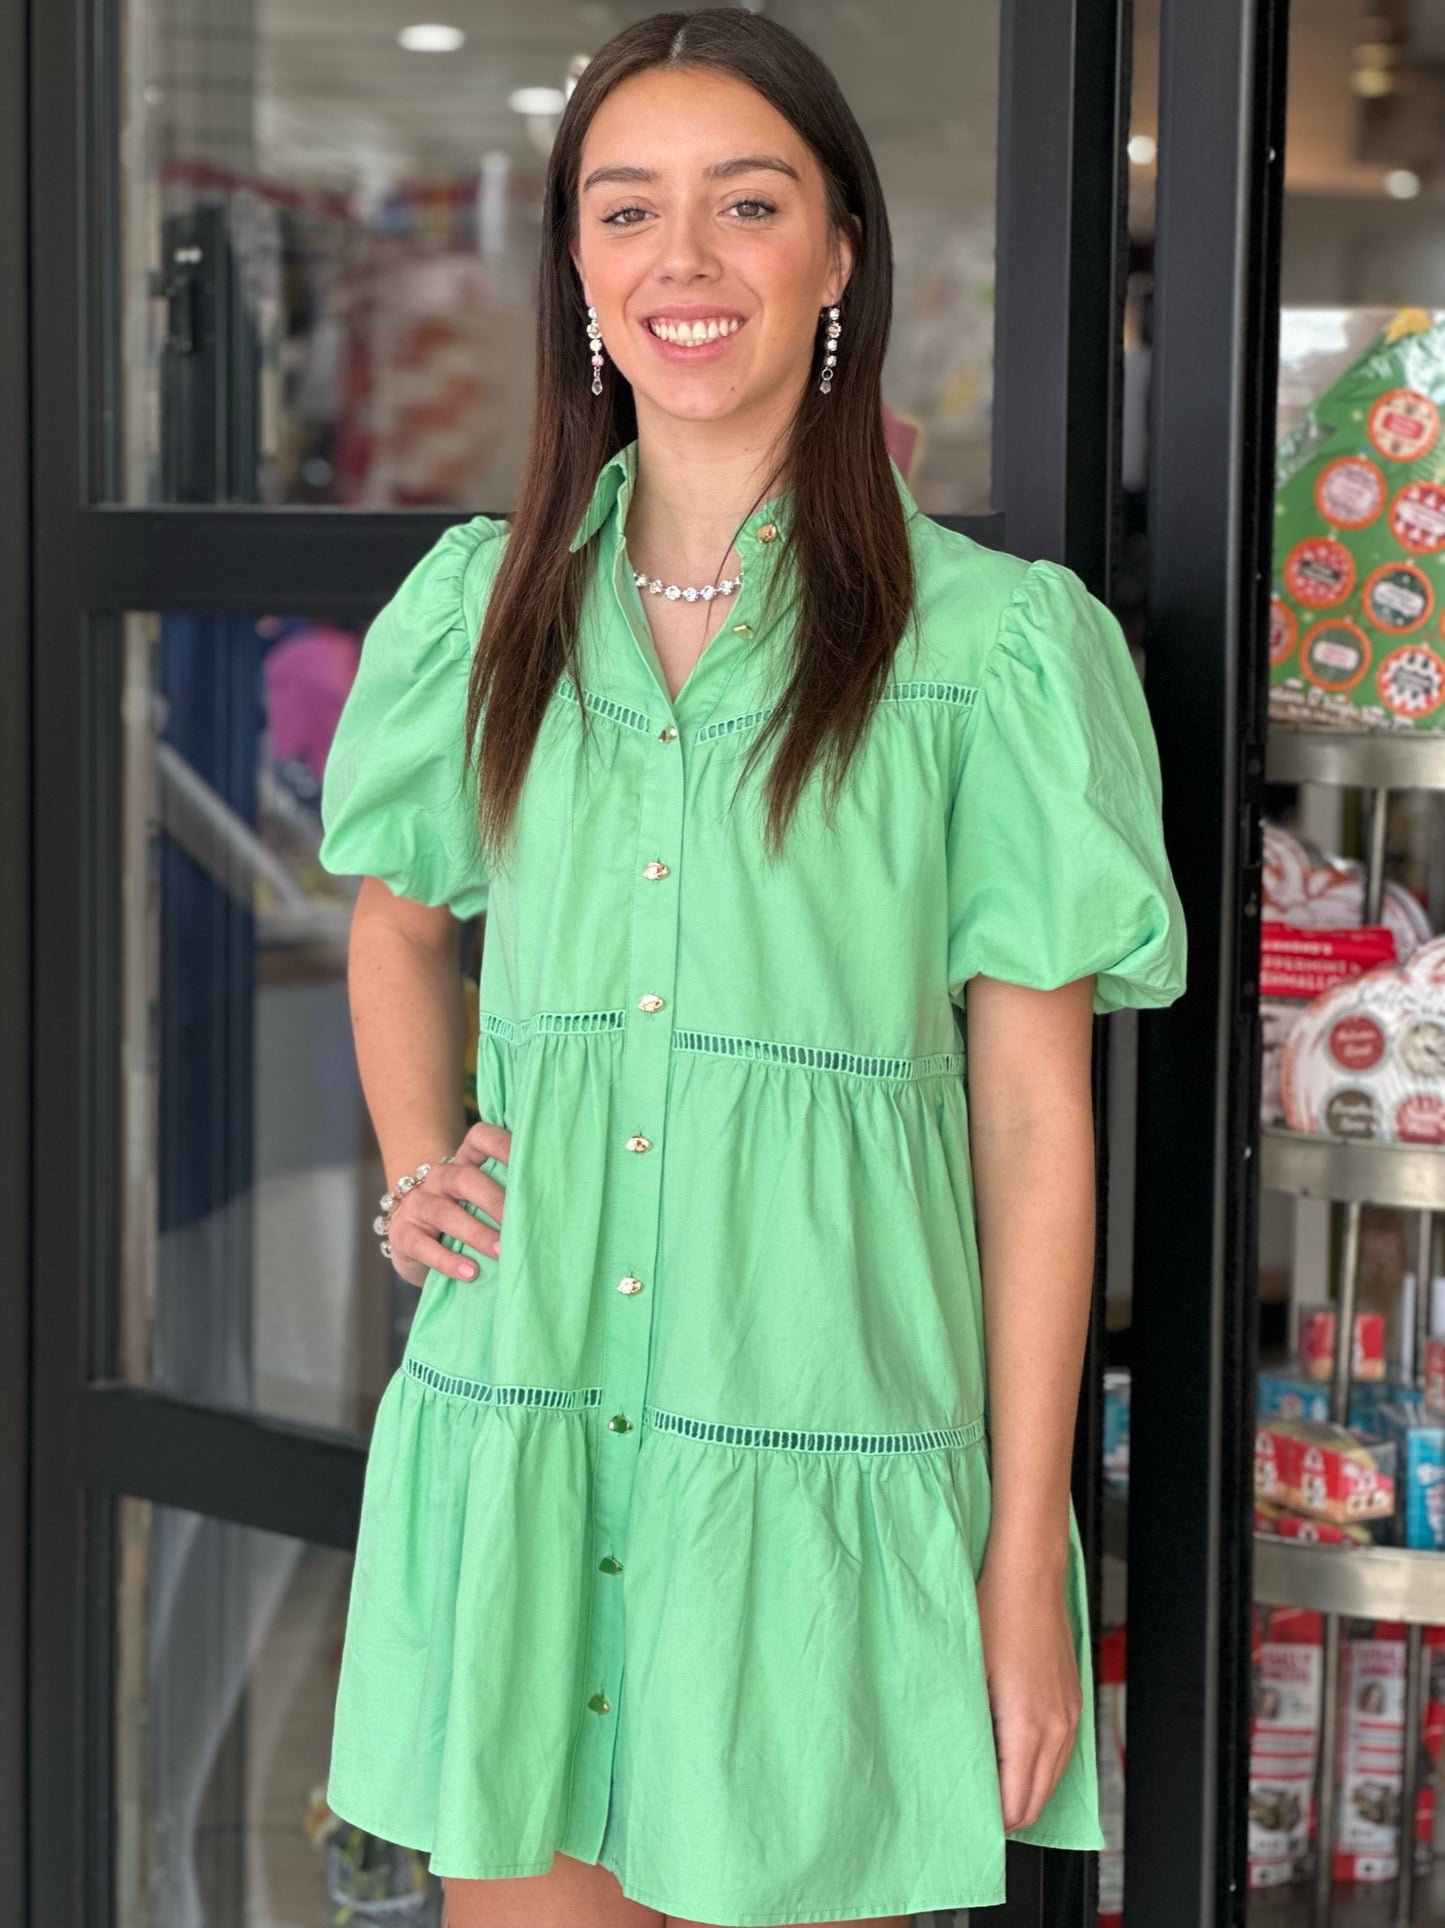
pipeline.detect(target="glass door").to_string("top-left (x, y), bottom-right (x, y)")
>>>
top-left (22, 0), bottom-right (1134, 1923)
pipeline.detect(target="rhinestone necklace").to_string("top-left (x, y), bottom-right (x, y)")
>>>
top-left (628, 555), bottom-right (743, 605)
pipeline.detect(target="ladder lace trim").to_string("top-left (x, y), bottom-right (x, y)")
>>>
top-left (644, 1406), bottom-right (987, 1455)
top-left (480, 1009), bottom-right (627, 1045)
top-left (672, 1031), bottom-right (965, 1082)
top-left (403, 1358), bottom-right (986, 1455)
top-left (404, 1358), bottom-right (603, 1410)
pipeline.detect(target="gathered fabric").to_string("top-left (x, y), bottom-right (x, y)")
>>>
top-left (317, 438), bottom-right (1187, 1923)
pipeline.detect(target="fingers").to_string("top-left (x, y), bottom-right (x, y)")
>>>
top-left (993, 1693), bottom-right (1082, 1832)
top-left (459, 1116), bottom-right (512, 1166)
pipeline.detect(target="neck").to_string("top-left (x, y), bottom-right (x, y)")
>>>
top-left (624, 407), bottom-right (790, 580)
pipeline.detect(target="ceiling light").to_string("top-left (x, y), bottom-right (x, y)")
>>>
top-left (1385, 169), bottom-right (1421, 199)
top-left (509, 85), bottom-right (567, 115)
top-left (398, 23), bottom-right (465, 52)
top-left (1127, 133), bottom-right (1157, 166)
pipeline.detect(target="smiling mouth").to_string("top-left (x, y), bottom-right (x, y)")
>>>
top-left (645, 316), bottom-right (745, 345)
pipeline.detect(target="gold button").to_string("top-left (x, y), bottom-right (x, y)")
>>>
top-left (608, 1413), bottom-right (634, 1433)
top-left (617, 1275), bottom-right (645, 1295)
top-left (638, 993), bottom-right (665, 1013)
top-left (733, 623), bottom-right (753, 637)
top-left (756, 522), bottom-right (778, 543)
top-left (659, 725), bottom-right (678, 742)
top-left (625, 1134), bottom-right (652, 1153)
top-left (643, 860), bottom-right (670, 880)
top-left (588, 1692), bottom-right (611, 1713)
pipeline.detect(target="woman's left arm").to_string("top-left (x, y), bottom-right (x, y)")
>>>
top-left (964, 968), bottom-right (1097, 1833)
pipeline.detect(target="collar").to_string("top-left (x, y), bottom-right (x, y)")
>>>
top-left (567, 436), bottom-right (921, 557)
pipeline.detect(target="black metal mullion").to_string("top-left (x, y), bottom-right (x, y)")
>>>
top-left (1124, 0), bottom-right (1287, 1920)
top-left (0, 0), bottom-right (32, 1911)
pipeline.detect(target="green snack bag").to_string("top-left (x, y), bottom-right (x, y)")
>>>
top-left (1272, 309), bottom-right (1445, 732)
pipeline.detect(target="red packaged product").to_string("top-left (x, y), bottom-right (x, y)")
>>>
top-left (1254, 1418), bottom-right (1396, 1522)
top-left (1299, 1307), bottom-right (1388, 1382)
top-left (1332, 1621), bottom-right (1445, 1882)
top-left (1249, 1605), bottom-right (1325, 1888)
top-left (1097, 1625), bottom-right (1126, 1927)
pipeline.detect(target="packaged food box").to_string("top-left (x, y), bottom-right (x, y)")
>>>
top-left (1369, 1400), bottom-right (1445, 1550)
top-left (1271, 310), bottom-right (1445, 734)
top-left (1254, 1498), bottom-right (1379, 1545)
top-left (1333, 1624), bottom-right (1445, 1882)
top-left (1249, 1606), bottom-right (1324, 1889)
top-left (1281, 934), bottom-right (1445, 1142)
top-left (1096, 1625), bottom-right (1126, 1927)
top-left (1254, 1417), bottom-right (1396, 1522)
top-left (1259, 822), bottom-right (1424, 1124)
top-left (1102, 1368), bottom-right (1130, 1493)
top-left (1299, 1307), bottom-right (1388, 1381)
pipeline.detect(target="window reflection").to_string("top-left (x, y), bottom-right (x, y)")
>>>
top-left (118, 0), bottom-right (998, 512)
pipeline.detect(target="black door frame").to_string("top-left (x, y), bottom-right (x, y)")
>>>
top-left (1125, 0), bottom-right (1288, 1921)
top-left (15, 0), bottom-right (1142, 1921)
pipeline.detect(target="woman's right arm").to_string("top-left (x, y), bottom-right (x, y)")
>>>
top-left (349, 876), bottom-right (507, 1288)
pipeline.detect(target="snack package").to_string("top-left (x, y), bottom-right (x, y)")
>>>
top-left (1097, 1625), bottom-right (1126, 1927)
top-left (1271, 311), bottom-right (1445, 733)
top-left (1254, 1498), bottom-right (1379, 1546)
top-left (1103, 1368), bottom-right (1130, 1493)
top-left (1255, 1418), bottom-right (1397, 1522)
top-left (1280, 934), bottom-right (1445, 1141)
top-left (1259, 822), bottom-right (1426, 1123)
top-left (1333, 1623), bottom-right (1445, 1882)
top-left (1249, 1606), bottom-right (1325, 1888)
top-left (1370, 1401), bottom-right (1445, 1550)
top-left (1257, 1369), bottom-right (1418, 1430)
top-left (1299, 1307), bottom-right (1389, 1381)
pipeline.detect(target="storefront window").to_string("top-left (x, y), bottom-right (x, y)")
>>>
top-left (114, 1499), bottom-right (433, 1927)
top-left (115, 0), bottom-right (999, 513)
top-left (115, 605), bottom-right (474, 1432)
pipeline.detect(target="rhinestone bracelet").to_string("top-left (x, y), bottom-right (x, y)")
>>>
top-left (375, 1154), bottom-right (454, 1261)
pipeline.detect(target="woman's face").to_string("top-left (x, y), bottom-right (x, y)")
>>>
top-left (570, 65), bottom-right (852, 429)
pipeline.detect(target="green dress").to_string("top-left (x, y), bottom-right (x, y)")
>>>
top-left (317, 438), bottom-right (1187, 1923)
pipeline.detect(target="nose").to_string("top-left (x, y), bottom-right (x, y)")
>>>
top-left (652, 200), bottom-right (721, 284)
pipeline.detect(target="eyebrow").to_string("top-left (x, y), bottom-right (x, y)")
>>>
top-left (580, 153), bottom-right (802, 193)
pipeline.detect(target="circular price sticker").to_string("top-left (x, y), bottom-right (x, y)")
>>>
top-left (1315, 455), bottom-right (1387, 528)
top-left (1328, 1015), bottom-right (1387, 1073)
top-left (1362, 561), bottom-right (1434, 633)
top-left (1283, 536), bottom-right (1356, 608)
top-left (1390, 480), bottom-right (1445, 553)
top-left (1300, 618), bottom-right (1371, 692)
top-left (1270, 596), bottom-right (1298, 666)
top-left (1368, 387), bottom-right (1441, 463)
top-left (1396, 1094), bottom-right (1445, 1144)
top-left (1377, 641), bottom-right (1445, 718)
top-left (1323, 1088), bottom-right (1381, 1138)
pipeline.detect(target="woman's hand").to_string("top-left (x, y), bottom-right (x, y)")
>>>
top-left (975, 1548), bottom-right (1083, 1832)
top-left (384, 1117), bottom-right (512, 1290)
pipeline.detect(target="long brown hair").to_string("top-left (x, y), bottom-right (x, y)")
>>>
top-left (464, 8), bottom-right (917, 868)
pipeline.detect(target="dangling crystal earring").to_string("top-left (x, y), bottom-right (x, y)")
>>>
top-left (819, 305), bottom-right (841, 394)
top-left (587, 305), bottom-right (605, 396)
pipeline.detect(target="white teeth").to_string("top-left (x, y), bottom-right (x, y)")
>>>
top-left (648, 317), bottom-right (741, 344)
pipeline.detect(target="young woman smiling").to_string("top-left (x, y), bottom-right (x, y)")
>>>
top-left (316, 11), bottom-right (1187, 1928)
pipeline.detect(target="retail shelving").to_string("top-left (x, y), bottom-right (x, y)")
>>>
top-left (1258, 724), bottom-right (1445, 1925)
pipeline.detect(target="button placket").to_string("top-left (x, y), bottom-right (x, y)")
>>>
top-left (563, 702), bottom-right (685, 1859)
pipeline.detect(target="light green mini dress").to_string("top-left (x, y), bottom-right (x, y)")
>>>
top-left (317, 438), bottom-right (1187, 1924)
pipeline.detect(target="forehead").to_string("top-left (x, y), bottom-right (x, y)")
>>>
top-left (579, 66), bottom-right (810, 175)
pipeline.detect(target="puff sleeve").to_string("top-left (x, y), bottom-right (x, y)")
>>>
top-left (318, 517), bottom-right (506, 920)
top-left (945, 557), bottom-right (1187, 1017)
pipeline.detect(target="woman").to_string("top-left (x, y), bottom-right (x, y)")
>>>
top-left (317, 11), bottom-right (1187, 1928)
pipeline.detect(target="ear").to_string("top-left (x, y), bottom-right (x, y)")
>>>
top-left (826, 216), bottom-right (858, 309)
